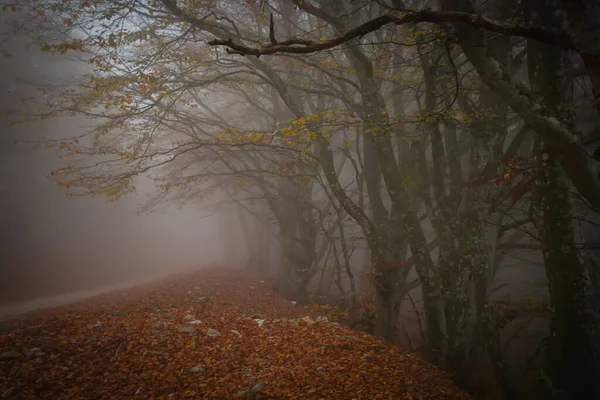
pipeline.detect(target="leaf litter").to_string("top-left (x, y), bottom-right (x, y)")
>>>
top-left (0, 268), bottom-right (469, 399)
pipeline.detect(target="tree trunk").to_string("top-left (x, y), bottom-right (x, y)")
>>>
top-left (528, 3), bottom-right (600, 397)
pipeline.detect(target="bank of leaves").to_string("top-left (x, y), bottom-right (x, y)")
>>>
top-left (0, 269), bottom-right (468, 399)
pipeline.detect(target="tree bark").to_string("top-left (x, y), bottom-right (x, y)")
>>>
top-left (440, 0), bottom-right (600, 213)
top-left (527, 2), bottom-right (600, 397)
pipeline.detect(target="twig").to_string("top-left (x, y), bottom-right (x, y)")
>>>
top-left (269, 13), bottom-right (277, 45)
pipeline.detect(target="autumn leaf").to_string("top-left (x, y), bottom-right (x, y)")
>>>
top-left (0, 269), bottom-right (468, 400)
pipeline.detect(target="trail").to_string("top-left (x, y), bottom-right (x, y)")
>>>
top-left (0, 268), bottom-right (469, 400)
top-left (0, 266), bottom-right (205, 321)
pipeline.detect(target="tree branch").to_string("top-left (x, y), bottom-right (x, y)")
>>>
top-left (208, 9), bottom-right (579, 57)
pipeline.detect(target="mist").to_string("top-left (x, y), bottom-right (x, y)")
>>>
top-left (0, 11), bottom-right (233, 308)
top-left (1, 1), bottom-right (599, 399)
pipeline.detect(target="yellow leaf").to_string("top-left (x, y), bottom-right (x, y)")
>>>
top-left (320, 36), bottom-right (326, 41)
top-left (258, 13), bottom-right (265, 23)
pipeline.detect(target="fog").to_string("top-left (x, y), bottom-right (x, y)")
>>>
top-left (1, 1), bottom-right (600, 399)
top-left (0, 13), bottom-right (235, 309)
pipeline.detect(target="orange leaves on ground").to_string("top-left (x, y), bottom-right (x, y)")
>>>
top-left (0, 269), bottom-right (469, 399)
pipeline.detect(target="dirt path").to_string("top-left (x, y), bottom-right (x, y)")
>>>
top-left (0, 268), bottom-right (205, 321)
top-left (0, 268), bottom-right (468, 399)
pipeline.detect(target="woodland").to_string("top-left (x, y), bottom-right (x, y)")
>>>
top-left (2, 0), bottom-right (600, 399)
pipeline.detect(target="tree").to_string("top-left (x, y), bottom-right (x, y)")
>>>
top-left (13, 0), bottom-right (600, 397)
top-left (525, 1), bottom-right (600, 397)
top-left (210, 1), bottom-right (600, 214)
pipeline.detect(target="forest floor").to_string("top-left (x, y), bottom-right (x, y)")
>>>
top-left (0, 268), bottom-right (469, 399)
